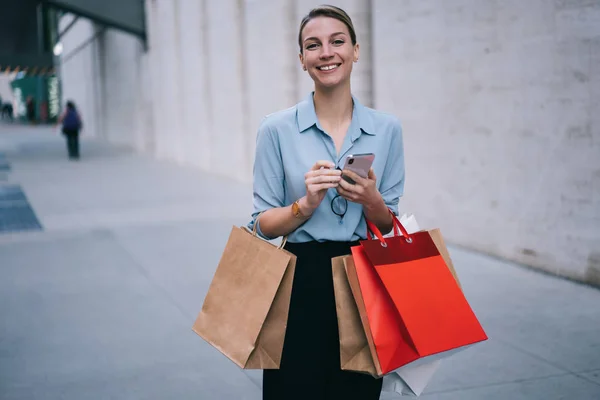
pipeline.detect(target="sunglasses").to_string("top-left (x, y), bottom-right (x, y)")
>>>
top-left (331, 194), bottom-right (348, 224)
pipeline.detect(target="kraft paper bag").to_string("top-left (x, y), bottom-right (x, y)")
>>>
top-left (332, 255), bottom-right (378, 376)
top-left (193, 225), bottom-right (296, 369)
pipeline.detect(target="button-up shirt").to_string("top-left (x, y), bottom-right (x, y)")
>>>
top-left (249, 92), bottom-right (405, 243)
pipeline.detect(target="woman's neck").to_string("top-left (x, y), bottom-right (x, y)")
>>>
top-left (313, 84), bottom-right (353, 127)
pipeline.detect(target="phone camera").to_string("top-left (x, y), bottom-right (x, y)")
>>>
top-left (348, 158), bottom-right (354, 165)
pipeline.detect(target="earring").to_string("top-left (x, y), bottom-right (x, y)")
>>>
top-left (303, 66), bottom-right (307, 71)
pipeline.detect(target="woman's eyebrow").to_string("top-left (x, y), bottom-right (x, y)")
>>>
top-left (303, 32), bottom-right (347, 43)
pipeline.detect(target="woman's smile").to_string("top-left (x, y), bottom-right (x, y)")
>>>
top-left (317, 63), bottom-right (342, 72)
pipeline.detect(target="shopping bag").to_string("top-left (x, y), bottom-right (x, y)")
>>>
top-left (332, 256), bottom-right (378, 376)
top-left (192, 224), bottom-right (296, 369)
top-left (381, 359), bottom-right (442, 396)
top-left (333, 214), bottom-right (459, 395)
top-left (350, 212), bottom-right (487, 376)
top-left (334, 256), bottom-right (441, 397)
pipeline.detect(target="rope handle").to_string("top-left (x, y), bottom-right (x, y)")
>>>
top-left (251, 212), bottom-right (288, 249)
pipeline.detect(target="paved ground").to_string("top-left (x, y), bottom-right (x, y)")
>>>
top-left (0, 124), bottom-right (599, 399)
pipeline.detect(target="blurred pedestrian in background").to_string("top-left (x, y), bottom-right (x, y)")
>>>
top-left (57, 100), bottom-right (83, 160)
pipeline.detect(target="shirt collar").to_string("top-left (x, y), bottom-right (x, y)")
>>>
top-left (297, 92), bottom-right (376, 137)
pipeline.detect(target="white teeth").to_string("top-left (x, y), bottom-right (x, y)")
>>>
top-left (319, 64), bottom-right (339, 71)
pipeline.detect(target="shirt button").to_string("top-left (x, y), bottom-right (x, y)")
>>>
top-left (339, 219), bottom-right (344, 225)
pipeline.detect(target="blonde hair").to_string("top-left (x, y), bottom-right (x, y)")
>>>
top-left (298, 5), bottom-right (357, 53)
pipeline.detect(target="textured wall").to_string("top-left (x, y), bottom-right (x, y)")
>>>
top-left (373, 0), bottom-right (600, 284)
top-left (60, 0), bottom-right (600, 285)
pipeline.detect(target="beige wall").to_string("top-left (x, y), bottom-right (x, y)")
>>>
top-left (372, 0), bottom-right (600, 284)
top-left (60, 0), bottom-right (600, 286)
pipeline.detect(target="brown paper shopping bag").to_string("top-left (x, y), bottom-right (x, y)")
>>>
top-left (192, 225), bottom-right (296, 369)
top-left (332, 256), bottom-right (378, 376)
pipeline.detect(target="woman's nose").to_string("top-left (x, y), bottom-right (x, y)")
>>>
top-left (319, 43), bottom-right (334, 59)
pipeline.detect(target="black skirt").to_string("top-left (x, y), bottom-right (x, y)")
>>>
top-left (263, 241), bottom-right (382, 400)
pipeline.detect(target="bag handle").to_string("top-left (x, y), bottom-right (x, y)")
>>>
top-left (365, 209), bottom-right (412, 247)
top-left (252, 212), bottom-right (288, 249)
top-left (365, 209), bottom-right (401, 238)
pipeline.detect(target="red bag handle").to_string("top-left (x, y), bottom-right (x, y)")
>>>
top-left (365, 209), bottom-right (413, 246)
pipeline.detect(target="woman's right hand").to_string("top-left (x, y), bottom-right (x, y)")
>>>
top-left (304, 161), bottom-right (342, 210)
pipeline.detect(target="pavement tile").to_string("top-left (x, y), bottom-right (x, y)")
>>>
top-left (2, 126), bottom-right (599, 400)
top-left (421, 339), bottom-right (565, 394)
top-left (417, 374), bottom-right (600, 400)
top-left (579, 370), bottom-right (600, 386)
top-left (1, 358), bottom-right (261, 400)
top-left (0, 231), bottom-right (259, 399)
top-left (447, 247), bottom-right (600, 373)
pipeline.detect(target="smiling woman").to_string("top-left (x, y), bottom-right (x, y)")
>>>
top-left (249, 4), bottom-right (405, 399)
top-left (298, 6), bottom-right (359, 91)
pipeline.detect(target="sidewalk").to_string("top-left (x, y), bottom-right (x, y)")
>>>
top-left (1, 124), bottom-right (599, 400)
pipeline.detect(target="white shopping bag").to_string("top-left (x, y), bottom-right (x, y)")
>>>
top-left (381, 360), bottom-right (441, 396)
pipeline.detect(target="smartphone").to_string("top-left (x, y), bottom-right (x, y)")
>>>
top-left (341, 153), bottom-right (375, 184)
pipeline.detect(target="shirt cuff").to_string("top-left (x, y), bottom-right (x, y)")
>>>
top-left (248, 218), bottom-right (276, 241)
top-left (384, 199), bottom-right (399, 216)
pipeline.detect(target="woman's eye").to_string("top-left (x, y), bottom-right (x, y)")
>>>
top-left (333, 39), bottom-right (345, 46)
top-left (306, 43), bottom-right (319, 50)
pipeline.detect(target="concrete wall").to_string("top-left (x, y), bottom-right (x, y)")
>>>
top-left (59, 0), bottom-right (600, 286)
top-left (372, 0), bottom-right (600, 285)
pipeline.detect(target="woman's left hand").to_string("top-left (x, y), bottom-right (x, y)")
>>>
top-left (336, 168), bottom-right (382, 208)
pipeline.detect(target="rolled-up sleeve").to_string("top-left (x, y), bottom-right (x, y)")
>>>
top-left (379, 119), bottom-right (405, 216)
top-left (247, 118), bottom-right (285, 238)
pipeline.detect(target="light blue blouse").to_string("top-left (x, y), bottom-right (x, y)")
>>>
top-left (249, 92), bottom-right (405, 243)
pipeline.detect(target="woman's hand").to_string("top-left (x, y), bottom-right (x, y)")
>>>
top-left (338, 168), bottom-right (394, 233)
top-left (336, 168), bottom-right (381, 208)
top-left (304, 161), bottom-right (342, 210)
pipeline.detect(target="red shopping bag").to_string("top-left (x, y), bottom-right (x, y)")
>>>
top-left (350, 213), bottom-right (488, 375)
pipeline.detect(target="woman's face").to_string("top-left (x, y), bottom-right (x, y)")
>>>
top-left (299, 16), bottom-right (359, 90)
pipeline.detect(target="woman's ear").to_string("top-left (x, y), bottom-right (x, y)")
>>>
top-left (353, 43), bottom-right (360, 63)
top-left (299, 53), bottom-right (306, 71)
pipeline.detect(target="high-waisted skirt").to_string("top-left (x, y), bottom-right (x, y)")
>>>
top-left (262, 241), bottom-right (382, 400)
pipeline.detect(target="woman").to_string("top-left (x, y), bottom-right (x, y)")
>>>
top-left (58, 101), bottom-right (82, 160)
top-left (250, 5), bottom-right (405, 399)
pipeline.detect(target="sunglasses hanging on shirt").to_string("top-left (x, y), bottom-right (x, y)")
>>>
top-left (331, 194), bottom-right (348, 224)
